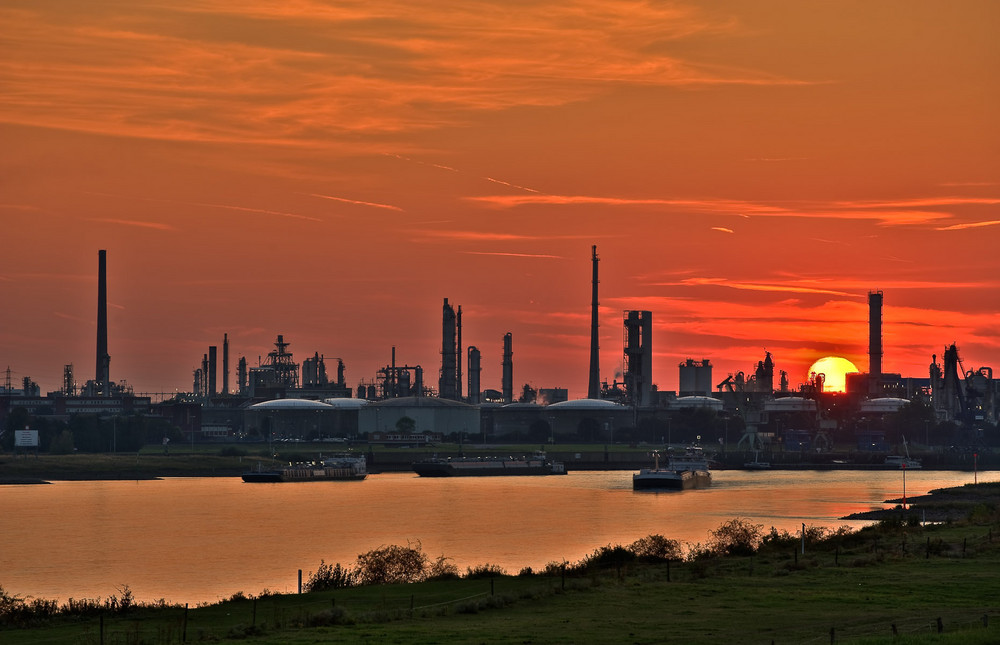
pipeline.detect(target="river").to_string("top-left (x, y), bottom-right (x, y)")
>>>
top-left (0, 469), bottom-right (991, 605)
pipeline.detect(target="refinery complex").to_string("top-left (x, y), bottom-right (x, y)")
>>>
top-left (1, 249), bottom-right (996, 458)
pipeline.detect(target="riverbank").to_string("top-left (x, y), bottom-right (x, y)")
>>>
top-left (3, 481), bottom-right (998, 644)
top-left (843, 480), bottom-right (1000, 523)
top-left (0, 444), bottom-right (991, 483)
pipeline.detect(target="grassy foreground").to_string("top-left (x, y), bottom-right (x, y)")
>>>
top-left (3, 485), bottom-right (999, 644)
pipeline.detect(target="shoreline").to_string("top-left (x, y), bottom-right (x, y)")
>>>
top-left (0, 447), bottom-right (991, 484)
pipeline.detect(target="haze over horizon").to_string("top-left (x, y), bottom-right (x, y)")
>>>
top-left (2, 1), bottom-right (998, 397)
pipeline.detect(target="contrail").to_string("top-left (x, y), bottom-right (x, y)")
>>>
top-left (387, 153), bottom-right (541, 193)
top-left (309, 193), bottom-right (403, 212)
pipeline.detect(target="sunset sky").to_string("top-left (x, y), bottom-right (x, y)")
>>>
top-left (2, 1), bottom-right (998, 398)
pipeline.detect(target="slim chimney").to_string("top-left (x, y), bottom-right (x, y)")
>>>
top-left (587, 245), bottom-right (600, 399)
top-left (222, 333), bottom-right (229, 395)
top-left (96, 249), bottom-right (111, 394)
top-left (868, 290), bottom-right (883, 394)
top-left (502, 332), bottom-right (513, 404)
top-left (208, 345), bottom-right (217, 396)
top-left (456, 305), bottom-right (463, 400)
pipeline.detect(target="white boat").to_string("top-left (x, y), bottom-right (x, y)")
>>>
top-left (885, 437), bottom-right (922, 469)
top-left (633, 448), bottom-right (711, 490)
top-left (743, 450), bottom-right (770, 470)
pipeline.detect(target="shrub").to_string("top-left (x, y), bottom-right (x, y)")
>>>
top-left (578, 544), bottom-right (636, 572)
top-left (427, 555), bottom-right (460, 581)
top-left (465, 563), bottom-right (507, 579)
top-left (354, 541), bottom-right (428, 585)
top-left (305, 560), bottom-right (356, 592)
top-left (627, 534), bottom-right (682, 562)
top-left (705, 518), bottom-right (764, 557)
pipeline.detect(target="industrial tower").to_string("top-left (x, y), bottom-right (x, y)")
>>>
top-left (869, 290), bottom-right (883, 395)
top-left (623, 310), bottom-right (652, 406)
top-left (95, 249), bottom-right (110, 396)
top-left (588, 245), bottom-right (600, 399)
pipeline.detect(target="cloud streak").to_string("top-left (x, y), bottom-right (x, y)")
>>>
top-left (308, 193), bottom-right (403, 212)
top-left (461, 251), bottom-right (563, 259)
top-left (0, 1), bottom-right (811, 145)
top-left (89, 218), bottom-right (176, 231)
top-left (466, 193), bottom-right (954, 225)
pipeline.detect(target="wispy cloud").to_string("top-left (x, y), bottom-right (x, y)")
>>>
top-left (935, 220), bottom-right (1000, 231)
top-left (711, 227), bottom-right (734, 234)
top-left (461, 251), bottom-right (563, 259)
top-left (466, 194), bottom-right (951, 225)
top-left (665, 277), bottom-right (857, 297)
top-left (308, 193), bottom-right (403, 212)
top-left (194, 203), bottom-right (324, 222)
top-left (387, 154), bottom-right (541, 194)
top-left (652, 275), bottom-right (1000, 293)
top-left (418, 231), bottom-right (538, 242)
top-left (0, 204), bottom-right (41, 212)
top-left (413, 230), bottom-right (597, 242)
top-left (0, 2), bottom-right (810, 144)
top-left (89, 217), bottom-right (175, 231)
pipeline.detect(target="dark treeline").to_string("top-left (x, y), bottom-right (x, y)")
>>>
top-left (1, 409), bottom-right (183, 453)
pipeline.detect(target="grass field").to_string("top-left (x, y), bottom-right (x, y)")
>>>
top-left (3, 494), bottom-right (998, 644)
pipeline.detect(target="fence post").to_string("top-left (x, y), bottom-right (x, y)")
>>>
top-left (936, 617), bottom-right (943, 633)
top-left (298, 569), bottom-right (302, 594)
top-left (252, 598), bottom-right (257, 627)
top-left (182, 603), bottom-right (188, 643)
top-left (666, 559), bottom-right (670, 582)
top-left (100, 615), bottom-right (104, 645)
top-left (829, 626), bottom-right (835, 643)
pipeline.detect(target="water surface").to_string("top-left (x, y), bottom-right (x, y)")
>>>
top-left (0, 469), bottom-right (987, 605)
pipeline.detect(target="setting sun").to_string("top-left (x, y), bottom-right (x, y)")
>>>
top-left (807, 356), bottom-right (860, 393)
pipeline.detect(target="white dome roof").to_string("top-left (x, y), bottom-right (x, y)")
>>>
top-left (323, 398), bottom-right (370, 409)
top-left (671, 396), bottom-right (724, 410)
top-left (250, 398), bottom-right (334, 410)
top-left (764, 397), bottom-right (817, 412)
top-left (546, 398), bottom-right (625, 410)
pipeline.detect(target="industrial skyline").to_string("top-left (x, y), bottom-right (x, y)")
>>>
top-left (2, 247), bottom-right (995, 407)
top-left (1, 1), bottom-right (998, 397)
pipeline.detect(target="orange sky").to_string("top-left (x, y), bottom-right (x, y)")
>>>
top-left (2, 1), bottom-right (998, 398)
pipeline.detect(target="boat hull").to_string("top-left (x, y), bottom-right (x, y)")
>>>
top-left (632, 469), bottom-right (711, 490)
top-left (413, 458), bottom-right (566, 477)
top-left (242, 456), bottom-right (368, 483)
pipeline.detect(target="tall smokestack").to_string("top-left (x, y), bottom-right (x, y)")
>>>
top-left (868, 290), bottom-right (883, 394)
top-left (223, 333), bottom-right (229, 395)
top-left (96, 249), bottom-right (111, 394)
top-left (208, 345), bottom-right (217, 396)
top-left (456, 305), bottom-right (463, 400)
top-left (587, 245), bottom-right (600, 399)
top-left (502, 332), bottom-right (513, 404)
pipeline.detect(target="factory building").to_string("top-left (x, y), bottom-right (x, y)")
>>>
top-left (544, 399), bottom-right (632, 442)
top-left (359, 396), bottom-right (480, 438)
top-left (679, 359), bottom-right (713, 396)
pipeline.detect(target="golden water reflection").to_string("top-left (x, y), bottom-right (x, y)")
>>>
top-left (0, 469), bottom-right (987, 605)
